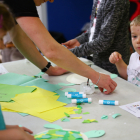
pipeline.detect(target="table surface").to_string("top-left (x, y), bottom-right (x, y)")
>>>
top-left (2, 59), bottom-right (140, 140)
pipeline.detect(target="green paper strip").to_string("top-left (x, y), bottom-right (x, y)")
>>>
top-left (64, 112), bottom-right (70, 117)
top-left (112, 113), bottom-right (121, 119)
top-left (110, 74), bottom-right (118, 79)
top-left (101, 115), bottom-right (108, 119)
top-left (75, 109), bottom-right (82, 114)
top-left (83, 112), bottom-right (90, 115)
top-left (82, 120), bottom-right (91, 123)
top-left (34, 72), bottom-right (45, 77)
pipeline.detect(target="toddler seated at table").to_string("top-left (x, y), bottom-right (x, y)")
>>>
top-left (109, 15), bottom-right (140, 87)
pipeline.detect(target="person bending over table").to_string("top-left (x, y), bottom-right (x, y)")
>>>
top-left (3, 0), bottom-right (117, 94)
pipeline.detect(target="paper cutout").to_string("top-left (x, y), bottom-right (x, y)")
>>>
top-left (75, 109), bottom-right (82, 114)
top-left (61, 118), bottom-right (70, 122)
top-left (18, 113), bottom-right (29, 117)
top-left (77, 105), bottom-right (82, 109)
top-left (84, 130), bottom-right (105, 138)
top-left (112, 113), bottom-right (121, 119)
top-left (62, 88), bottom-right (76, 92)
top-left (64, 112), bottom-right (70, 117)
top-left (71, 116), bottom-right (82, 119)
top-left (34, 72), bottom-right (45, 78)
top-left (101, 115), bottom-right (108, 119)
top-left (58, 83), bottom-right (75, 86)
top-left (41, 134), bottom-right (51, 138)
top-left (83, 112), bottom-right (90, 115)
top-left (110, 74), bottom-right (118, 79)
top-left (44, 124), bottom-right (62, 129)
top-left (82, 119), bottom-right (98, 123)
top-left (72, 133), bottom-right (82, 139)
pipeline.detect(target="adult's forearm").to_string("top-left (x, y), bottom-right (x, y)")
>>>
top-left (16, 17), bottom-right (99, 83)
top-left (9, 24), bottom-right (48, 70)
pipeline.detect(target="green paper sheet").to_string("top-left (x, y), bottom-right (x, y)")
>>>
top-left (84, 130), bottom-right (105, 138)
top-left (55, 90), bottom-right (71, 104)
top-left (0, 84), bottom-right (36, 101)
top-left (75, 109), bottom-right (82, 114)
top-left (62, 88), bottom-right (76, 92)
top-left (44, 124), bottom-right (62, 129)
top-left (82, 120), bottom-right (91, 123)
top-left (0, 73), bottom-right (35, 85)
top-left (41, 134), bottom-right (51, 139)
top-left (58, 83), bottom-right (75, 86)
top-left (34, 72), bottom-right (45, 78)
top-left (61, 118), bottom-right (70, 122)
top-left (20, 78), bottom-right (61, 92)
top-left (77, 105), bottom-right (82, 109)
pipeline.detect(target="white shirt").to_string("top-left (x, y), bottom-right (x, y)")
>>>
top-left (127, 52), bottom-right (140, 87)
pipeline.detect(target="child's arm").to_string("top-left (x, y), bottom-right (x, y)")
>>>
top-left (109, 52), bottom-right (128, 80)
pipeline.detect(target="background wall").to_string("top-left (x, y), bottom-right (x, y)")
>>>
top-left (47, 0), bottom-right (93, 41)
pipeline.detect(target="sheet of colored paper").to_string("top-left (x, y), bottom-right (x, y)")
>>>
top-left (20, 78), bottom-right (61, 92)
top-left (13, 96), bottom-right (67, 113)
top-left (0, 84), bottom-right (36, 101)
top-left (58, 83), bottom-right (75, 86)
top-left (0, 73), bottom-right (35, 85)
top-left (62, 88), bottom-right (76, 92)
top-left (84, 130), bottom-right (105, 138)
top-left (55, 90), bottom-right (71, 104)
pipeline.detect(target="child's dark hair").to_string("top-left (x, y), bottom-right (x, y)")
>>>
top-left (0, 3), bottom-right (14, 32)
top-left (130, 15), bottom-right (140, 27)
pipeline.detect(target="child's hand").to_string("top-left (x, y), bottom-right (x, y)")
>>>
top-left (62, 39), bottom-right (80, 49)
top-left (109, 52), bottom-right (122, 64)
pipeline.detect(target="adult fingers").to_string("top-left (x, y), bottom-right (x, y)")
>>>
top-left (21, 127), bottom-right (33, 134)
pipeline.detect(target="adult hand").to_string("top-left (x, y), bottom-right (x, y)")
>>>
top-left (109, 51), bottom-right (122, 64)
top-left (47, 66), bottom-right (69, 76)
top-left (96, 73), bottom-right (117, 94)
top-left (62, 39), bottom-right (80, 49)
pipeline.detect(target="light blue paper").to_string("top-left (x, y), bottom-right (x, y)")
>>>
top-left (18, 113), bottom-right (29, 117)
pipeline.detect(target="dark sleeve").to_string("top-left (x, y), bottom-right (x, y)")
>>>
top-left (4, 0), bottom-right (39, 17)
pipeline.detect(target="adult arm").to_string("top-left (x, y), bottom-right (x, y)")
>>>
top-left (70, 0), bottom-right (127, 57)
top-left (13, 17), bottom-right (116, 93)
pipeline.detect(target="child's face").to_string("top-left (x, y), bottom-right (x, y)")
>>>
top-left (131, 25), bottom-right (140, 55)
top-left (33, 0), bottom-right (54, 6)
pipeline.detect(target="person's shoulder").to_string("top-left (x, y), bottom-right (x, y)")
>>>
top-left (130, 52), bottom-right (138, 60)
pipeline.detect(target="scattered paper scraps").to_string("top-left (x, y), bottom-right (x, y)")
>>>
top-left (44, 124), bottom-right (62, 129)
top-left (62, 88), bottom-right (76, 92)
top-left (61, 118), bottom-right (70, 122)
top-left (82, 119), bottom-right (98, 123)
top-left (71, 116), bottom-right (82, 119)
top-left (83, 112), bottom-right (90, 115)
top-left (64, 112), bottom-right (70, 117)
top-left (57, 83), bottom-right (75, 86)
top-left (75, 109), bottom-right (82, 114)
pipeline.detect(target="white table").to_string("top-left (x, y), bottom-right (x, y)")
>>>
top-left (2, 59), bottom-right (140, 140)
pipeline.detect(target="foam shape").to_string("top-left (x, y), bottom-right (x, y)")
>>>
top-left (84, 130), bottom-right (105, 138)
top-left (112, 113), bottom-right (121, 119)
top-left (44, 124), bottom-right (62, 129)
top-left (66, 74), bottom-right (91, 84)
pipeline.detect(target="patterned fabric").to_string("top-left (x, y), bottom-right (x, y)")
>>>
top-left (70, 0), bottom-right (130, 74)
top-left (127, 52), bottom-right (140, 87)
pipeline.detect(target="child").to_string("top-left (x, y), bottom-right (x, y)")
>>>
top-left (0, 3), bottom-right (35, 139)
top-left (109, 15), bottom-right (140, 87)
top-left (62, 0), bottom-right (130, 74)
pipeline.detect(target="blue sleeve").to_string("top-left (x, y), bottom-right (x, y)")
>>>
top-left (0, 105), bottom-right (6, 130)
